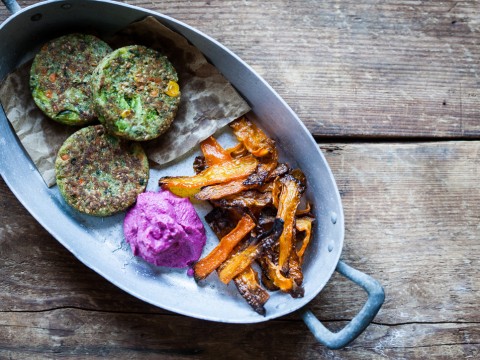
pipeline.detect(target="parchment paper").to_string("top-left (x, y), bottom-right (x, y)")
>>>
top-left (0, 16), bottom-right (250, 187)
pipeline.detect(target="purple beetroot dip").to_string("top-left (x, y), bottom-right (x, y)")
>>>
top-left (123, 190), bottom-right (206, 268)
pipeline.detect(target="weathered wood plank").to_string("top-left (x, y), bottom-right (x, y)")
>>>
top-left (1, 0), bottom-right (479, 138)
top-left (0, 308), bottom-right (478, 359)
top-left (315, 141), bottom-right (480, 325)
top-left (1, 141), bottom-right (479, 358)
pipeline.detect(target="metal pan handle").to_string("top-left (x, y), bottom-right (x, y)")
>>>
top-left (2, 0), bottom-right (21, 14)
top-left (300, 260), bottom-right (385, 349)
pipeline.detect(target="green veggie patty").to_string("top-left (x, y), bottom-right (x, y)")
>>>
top-left (30, 33), bottom-right (112, 126)
top-left (91, 45), bottom-right (181, 141)
top-left (55, 125), bottom-right (149, 216)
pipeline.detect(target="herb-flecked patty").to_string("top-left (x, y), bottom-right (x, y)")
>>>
top-left (55, 125), bottom-right (149, 216)
top-left (30, 33), bottom-right (112, 126)
top-left (91, 45), bottom-right (181, 141)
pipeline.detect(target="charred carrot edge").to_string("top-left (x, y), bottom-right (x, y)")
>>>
top-left (211, 190), bottom-right (273, 209)
top-left (288, 250), bottom-right (304, 287)
top-left (193, 214), bottom-right (255, 281)
top-left (200, 136), bottom-right (232, 166)
top-left (258, 253), bottom-right (280, 291)
top-left (218, 219), bottom-right (284, 284)
top-left (296, 202), bottom-right (311, 216)
top-left (233, 266), bottom-right (270, 316)
top-left (264, 258), bottom-right (304, 298)
top-left (195, 177), bottom-right (252, 201)
top-left (264, 258), bottom-right (293, 292)
top-left (242, 143), bottom-right (278, 186)
top-left (296, 216), bottom-right (314, 264)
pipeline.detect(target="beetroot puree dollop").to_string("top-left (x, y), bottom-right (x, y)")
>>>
top-left (123, 190), bottom-right (206, 268)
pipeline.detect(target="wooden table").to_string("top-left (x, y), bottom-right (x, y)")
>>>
top-left (1, 1), bottom-right (479, 358)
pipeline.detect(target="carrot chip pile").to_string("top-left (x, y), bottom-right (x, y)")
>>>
top-left (159, 117), bottom-right (315, 315)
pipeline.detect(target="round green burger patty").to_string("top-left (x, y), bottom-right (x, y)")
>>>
top-left (91, 45), bottom-right (181, 141)
top-left (30, 33), bottom-right (112, 126)
top-left (55, 125), bottom-right (149, 216)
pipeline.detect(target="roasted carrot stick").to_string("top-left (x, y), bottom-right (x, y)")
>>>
top-left (230, 117), bottom-right (275, 157)
top-left (159, 155), bottom-right (258, 197)
top-left (233, 266), bottom-right (270, 316)
top-left (196, 162), bottom-right (286, 202)
top-left (193, 214), bottom-right (255, 281)
top-left (217, 219), bottom-right (284, 284)
top-left (195, 177), bottom-right (252, 201)
top-left (200, 136), bottom-right (232, 166)
top-left (276, 177), bottom-right (303, 270)
top-left (204, 208), bottom-right (270, 314)
top-left (211, 190), bottom-right (273, 209)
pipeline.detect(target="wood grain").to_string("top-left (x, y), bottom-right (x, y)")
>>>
top-left (317, 141), bottom-right (480, 324)
top-left (1, 0), bottom-right (479, 138)
top-left (0, 309), bottom-right (478, 359)
top-left (1, 142), bottom-right (479, 358)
